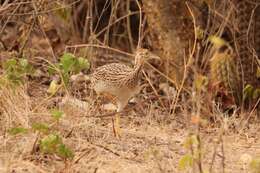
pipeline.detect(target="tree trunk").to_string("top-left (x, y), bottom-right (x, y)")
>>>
top-left (143, 0), bottom-right (195, 87)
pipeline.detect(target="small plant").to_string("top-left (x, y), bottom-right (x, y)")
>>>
top-left (1, 58), bottom-right (34, 85)
top-left (243, 84), bottom-right (260, 102)
top-left (40, 134), bottom-right (74, 159)
top-left (7, 108), bottom-right (74, 160)
top-left (210, 50), bottom-right (239, 93)
top-left (8, 127), bottom-right (28, 135)
top-left (178, 135), bottom-right (207, 173)
top-left (51, 108), bottom-right (64, 121)
top-left (194, 74), bottom-right (208, 93)
top-left (179, 154), bottom-right (194, 171)
top-left (31, 122), bottom-right (50, 134)
top-left (209, 35), bottom-right (227, 49)
top-left (40, 134), bottom-right (63, 154)
top-left (179, 135), bottom-right (198, 172)
top-left (48, 53), bottom-right (90, 88)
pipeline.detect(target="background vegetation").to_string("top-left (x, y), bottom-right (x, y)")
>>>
top-left (0, 0), bottom-right (259, 172)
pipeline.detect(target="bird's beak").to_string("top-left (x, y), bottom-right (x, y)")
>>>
top-left (149, 52), bottom-right (161, 61)
top-left (147, 52), bottom-right (162, 65)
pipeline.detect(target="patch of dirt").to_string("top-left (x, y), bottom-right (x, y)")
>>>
top-left (0, 87), bottom-right (259, 173)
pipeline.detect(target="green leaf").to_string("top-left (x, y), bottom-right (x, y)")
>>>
top-left (179, 154), bottom-right (193, 171)
top-left (60, 53), bottom-right (76, 73)
top-left (2, 58), bottom-right (34, 85)
top-left (209, 35), bottom-right (227, 48)
top-left (243, 84), bottom-right (254, 101)
top-left (77, 57), bottom-right (90, 71)
top-left (61, 72), bottom-right (70, 86)
top-left (253, 88), bottom-right (260, 100)
top-left (8, 127), bottom-right (28, 135)
top-left (51, 109), bottom-right (64, 121)
top-left (3, 59), bottom-right (17, 71)
top-left (183, 137), bottom-right (192, 150)
top-left (31, 123), bottom-right (50, 134)
top-left (40, 134), bottom-right (62, 154)
top-left (47, 64), bottom-right (57, 75)
top-left (57, 144), bottom-right (74, 159)
top-left (19, 58), bottom-right (29, 68)
top-left (19, 58), bottom-right (34, 74)
top-left (195, 74), bottom-right (208, 92)
top-left (196, 27), bottom-right (204, 40)
top-left (0, 76), bottom-right (7, 86)
top-left (183, 135), bottom-right (198, 149)
top-left (6, 72), bottom-right (23, 84)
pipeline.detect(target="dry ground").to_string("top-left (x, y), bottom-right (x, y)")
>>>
top-left (0, 83), bottom-right (259, 173)
top-left (1, 0), bottom-right (259, 172)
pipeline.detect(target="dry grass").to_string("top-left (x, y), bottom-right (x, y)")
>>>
top-left (0, 84), bottom-right (32, 130)
top-left (0, 81), bottom-right (259, 173)
top-left (0, 0), bottom-right (260, 173)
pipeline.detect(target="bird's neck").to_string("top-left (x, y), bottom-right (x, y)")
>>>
top-left (133, 61), bottom-right (143, 76)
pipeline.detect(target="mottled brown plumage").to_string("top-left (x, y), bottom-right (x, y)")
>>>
top-left (91, 48), bottom-right (159, 112)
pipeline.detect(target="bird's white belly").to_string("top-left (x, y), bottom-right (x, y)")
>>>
top-left (93, 81), bottom-right (140, 99)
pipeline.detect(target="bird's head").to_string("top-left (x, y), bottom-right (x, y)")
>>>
top-left (134, 48), bottom-right (161, 66)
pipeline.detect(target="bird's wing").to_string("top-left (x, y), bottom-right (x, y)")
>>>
top-left (91, 63), bottom-right (133, 85)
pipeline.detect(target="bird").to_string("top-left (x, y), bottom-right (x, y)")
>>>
top-left (90, 48), bottom-right (160, 138)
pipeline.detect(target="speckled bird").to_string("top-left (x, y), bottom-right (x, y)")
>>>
top-left (90, 48), bottom-right (160, 113)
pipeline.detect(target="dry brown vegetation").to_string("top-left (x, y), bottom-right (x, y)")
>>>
top-left (0, 0), bottom-right (260, 173)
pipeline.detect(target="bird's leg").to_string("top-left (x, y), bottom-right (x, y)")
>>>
top-left (112, 112), bottom-right (121, 139)
top-left (112, 99), bottom-right (128, 139)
